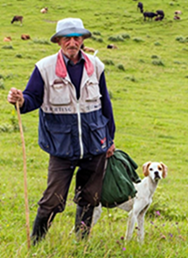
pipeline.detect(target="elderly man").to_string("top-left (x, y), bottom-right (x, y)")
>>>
top-left (7, 17), bottom-right (115, 245)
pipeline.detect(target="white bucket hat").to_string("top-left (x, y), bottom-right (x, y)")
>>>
top-left (51, 17), bottom-right (91, 43)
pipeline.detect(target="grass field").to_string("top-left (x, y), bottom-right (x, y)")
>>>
top-left (1, 0), bottom-right (188, 257)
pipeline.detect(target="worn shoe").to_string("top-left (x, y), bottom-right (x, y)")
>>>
top-left (75, 204), bottom-right (94, 240)
top-left (31, 215), bottom-right (50, 246)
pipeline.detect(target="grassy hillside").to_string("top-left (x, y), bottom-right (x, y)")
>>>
top-left (1, 0), bottom-right (188, 257)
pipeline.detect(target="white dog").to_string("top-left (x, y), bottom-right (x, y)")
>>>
top-left (92, 161), bottom-right (167, 243)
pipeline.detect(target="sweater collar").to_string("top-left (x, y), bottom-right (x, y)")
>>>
top-left (63, 51), bottom-right (84, 66)
top-left (55, 49), bottom-right (94, 78)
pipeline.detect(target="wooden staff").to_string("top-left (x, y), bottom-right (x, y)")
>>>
top-left (16, 102), bottom-right (31, 249)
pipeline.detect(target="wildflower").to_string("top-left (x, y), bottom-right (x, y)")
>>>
top-left (122, 247), bottom-right (126, 251)
top-left (156, 211), bottom-right (160, 216)
top-left (120, 236), bottom-right (124, 240)
top-left (160, 234), bottom-right (166, 240)
top-left (179, 235), bottom-right (186, 241)
top-left (81, 221), bottom-right (86, 226)
top-left (80, 221), bottom-right (87, 231)
top-left (116, 240), bottom-right (121, 245)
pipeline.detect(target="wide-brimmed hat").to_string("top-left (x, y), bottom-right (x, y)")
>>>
top-left (51, 18), bottom-right (92, 43)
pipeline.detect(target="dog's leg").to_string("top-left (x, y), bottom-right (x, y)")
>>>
top-left (125, 210), bottom-right (137, 241)
top-left (126, 199), bottom-right (147, 241)
top-left (137, 206), bottom-right (149, 243)
top-left (91, 203), bottom-right (102, 227)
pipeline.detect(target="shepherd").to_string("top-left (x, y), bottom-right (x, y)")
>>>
top-left (7, 17), bottom-right (116, 245)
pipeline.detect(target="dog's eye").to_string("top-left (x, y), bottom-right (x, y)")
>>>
top-left (158, 167), bottom-right (162, 171)
top-left (149, 168), bottom-right (153, 171)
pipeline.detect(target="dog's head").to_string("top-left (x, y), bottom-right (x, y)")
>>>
top-left (142, 161), bottom-right (167, 182)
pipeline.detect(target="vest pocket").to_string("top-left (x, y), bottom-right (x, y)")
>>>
top-left (86, 82), bottom-right (101, 101)
top-left (45, 122), bottom-right (73, 157)
top-left (49, 81), bottom-right (71, 105)
top-left (88, 117), bottom-right (110, 155)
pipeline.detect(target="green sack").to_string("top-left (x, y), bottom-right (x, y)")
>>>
top-left (101, 149), bottom-right (141, 208)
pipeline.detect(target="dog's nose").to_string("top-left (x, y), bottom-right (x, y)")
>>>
top-left (154, 171), bottom-right (160, 178)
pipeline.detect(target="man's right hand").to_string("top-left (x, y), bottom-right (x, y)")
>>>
top-left (7, 87), bottom-right (24, 108)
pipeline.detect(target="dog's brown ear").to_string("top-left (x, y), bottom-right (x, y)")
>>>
top-left (142, 161), bottom-right (151, 177)
top-left (160, 162), bottom-right (168, 178)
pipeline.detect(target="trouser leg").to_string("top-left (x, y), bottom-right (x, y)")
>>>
top-left (74, 153), bottom-right (106, 239)
top-left (74, 153), bottom-right (106, 207)
top-left (31, 155), bottom-right (75, 245)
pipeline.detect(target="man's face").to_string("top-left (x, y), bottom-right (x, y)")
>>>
top-left (58, 36), bottom-right (84, 62)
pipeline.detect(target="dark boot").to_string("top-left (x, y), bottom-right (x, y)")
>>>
top-left (31, 213), bottom-right (53, 246)
top-left (75, 205), bottom-right (94, 240)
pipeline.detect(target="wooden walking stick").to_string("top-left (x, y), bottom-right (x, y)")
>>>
top-left (16, 102), bottom-right (31, 249)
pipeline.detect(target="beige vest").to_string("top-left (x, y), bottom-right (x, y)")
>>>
top-left (36, 50), bottom-right (104, 115)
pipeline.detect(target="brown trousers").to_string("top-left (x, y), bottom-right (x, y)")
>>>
top-left (37, 153), bottom-right (106, 218)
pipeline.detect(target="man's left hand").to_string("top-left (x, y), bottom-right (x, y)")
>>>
top-left (106, 143), bottom-right (115, 158)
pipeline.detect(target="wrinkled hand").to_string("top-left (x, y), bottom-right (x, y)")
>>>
top-left (7, 87), bottom-right (24, 108)
top-left (106, 143), bottom-right (115, 158)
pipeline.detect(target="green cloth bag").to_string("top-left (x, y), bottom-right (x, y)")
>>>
top-left (101, 149), bottom-right (141, 208)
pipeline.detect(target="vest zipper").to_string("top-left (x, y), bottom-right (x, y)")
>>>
top-left (76, 100), bottom-right (84, 159)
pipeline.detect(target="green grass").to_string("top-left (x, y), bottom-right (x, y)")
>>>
top-left (1, 0), bottom-right (188, 257)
